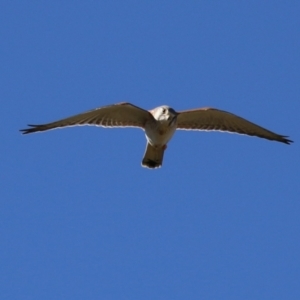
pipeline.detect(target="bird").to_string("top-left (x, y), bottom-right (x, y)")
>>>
top-left (20, 102), bottom-right (293, 169)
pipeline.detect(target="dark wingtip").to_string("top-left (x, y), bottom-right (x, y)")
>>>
top-left (19, 124), bottom-right (42, 134)
top-left (281, 136), bottom-right (293, 145)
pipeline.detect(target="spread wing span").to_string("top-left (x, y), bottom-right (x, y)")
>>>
top-left (176, 107), bottom-right (293, 144)
top-left (20, 102), bottom-right (153, 134)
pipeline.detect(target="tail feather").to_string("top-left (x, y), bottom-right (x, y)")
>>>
top-left (142, 143), bottom-right (165, 169)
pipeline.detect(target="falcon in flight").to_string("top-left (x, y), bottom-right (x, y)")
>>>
top-left (20, 102), bottom-right (292, 169)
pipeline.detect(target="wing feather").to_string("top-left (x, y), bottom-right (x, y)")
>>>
top-left (20, 102), bottom-right (153, 134)
top-left (176, 107), bottom-right (293, 144)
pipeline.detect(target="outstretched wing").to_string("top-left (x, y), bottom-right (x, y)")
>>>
top-left (176, 107), bottom-right (292, 144)
top-left (20, 102), bottom-right (153, 134)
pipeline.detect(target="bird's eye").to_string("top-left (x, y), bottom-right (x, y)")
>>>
top-left (162, 108), bottom-right (166, 114)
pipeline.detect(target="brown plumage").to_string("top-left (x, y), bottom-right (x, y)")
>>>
top-left (20, 103), bottom-right (293, 168)
top-left (176, 107), bottom-right (292, 144)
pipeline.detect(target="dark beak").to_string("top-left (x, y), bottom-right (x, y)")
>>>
top-left (168, 115), bottom-right (177, 126)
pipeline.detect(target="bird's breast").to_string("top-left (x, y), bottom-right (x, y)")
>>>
top-left (144, 119), bottom-right (177, 147)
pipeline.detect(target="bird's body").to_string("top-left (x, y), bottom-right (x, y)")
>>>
top-left (145, 106), bottom-right (177, 146)
top-left (142, 106), bottom-right (178, 168)
top-left (20, 102), bottom-right (293, 169)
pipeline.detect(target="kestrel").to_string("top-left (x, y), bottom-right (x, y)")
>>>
top-left (20, 102), bottom-right (292, 169)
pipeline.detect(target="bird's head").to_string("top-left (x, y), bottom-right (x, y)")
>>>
top-left (151, 106), bottom-right (178, 125)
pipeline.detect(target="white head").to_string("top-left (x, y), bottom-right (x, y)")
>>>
top-left (150, 106), bottom-right (178, 123)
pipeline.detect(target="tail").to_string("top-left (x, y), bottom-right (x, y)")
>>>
top-left (141, 143), bottom-right (165, 169)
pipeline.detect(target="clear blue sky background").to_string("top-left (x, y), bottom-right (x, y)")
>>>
top-left (1, 1), bottom-right (299, 299)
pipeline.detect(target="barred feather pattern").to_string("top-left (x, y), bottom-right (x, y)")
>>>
top-left (20, 102), bottom-right (152, 134)
top-left (176, 108), bottom-right (292, 144)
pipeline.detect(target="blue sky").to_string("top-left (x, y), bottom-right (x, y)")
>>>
top-left (1, 1), bottom-right (299, 299)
